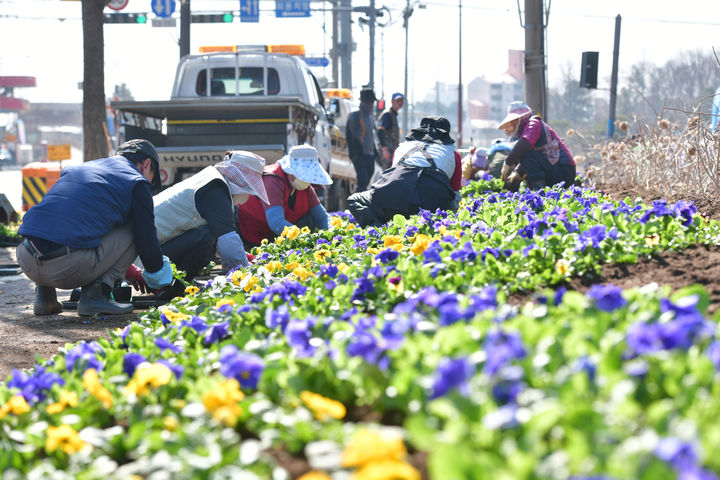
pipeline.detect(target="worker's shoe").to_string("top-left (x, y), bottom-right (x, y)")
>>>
top-left (77, 279), bottom-right (134, 316)
top-left (34, 285), bottom-right (63, 316)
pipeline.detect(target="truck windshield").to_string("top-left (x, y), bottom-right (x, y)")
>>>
top-left (195, 68), bottom-right (280, 96)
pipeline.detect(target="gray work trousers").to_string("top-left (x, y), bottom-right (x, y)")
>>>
top-left (17, 225), bottom-right (137, 289)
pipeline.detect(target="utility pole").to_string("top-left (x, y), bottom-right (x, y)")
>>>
top-left (340, 0), bottom-right (352, 89)
top-left (402, 0), bottom-right (412, 136)
top-left (331, 0), bottom-right (339, 87)
top-left (180, 0), bottom-right (190, 59)
top-left (368, 0), bottom-right (377, 89)
top-left (607, 14), bottom-right (621, 140)
top-left (457, 0), bottom-right (463, 147)
top-left (524, 0), bottom-right (546, 119)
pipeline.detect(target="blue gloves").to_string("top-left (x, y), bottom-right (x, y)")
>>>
top-left (143, 255), bottom-right (173, 289)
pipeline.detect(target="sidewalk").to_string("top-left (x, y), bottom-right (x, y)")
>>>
top-left (0, 245), bottom-right (136, 381)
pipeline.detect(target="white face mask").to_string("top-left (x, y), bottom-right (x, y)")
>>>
top-left (290, 178), bottom-right (311, 190)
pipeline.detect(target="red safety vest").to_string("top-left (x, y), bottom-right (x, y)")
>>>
top-left (237, 163), bottom-right (312, 245)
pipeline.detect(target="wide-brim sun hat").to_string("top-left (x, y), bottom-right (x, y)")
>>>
top-left (405, 116), bottom-right (455, 145)
top-left (278, 145), bottom-right (333, 185)
top-left (215, 150), bottom-right (270, 204)
top-left (498, 101), bottom-right (533, 130)
top-left (116, 139), bottom-right (161, 190)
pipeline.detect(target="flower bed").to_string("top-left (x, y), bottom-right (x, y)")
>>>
top-left (2, 180), bottom-right (720, 479)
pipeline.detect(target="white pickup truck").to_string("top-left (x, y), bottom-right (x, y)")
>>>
top-left (111, 45), bottom-right (355, 208)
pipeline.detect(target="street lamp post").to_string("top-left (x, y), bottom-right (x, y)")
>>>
top-left (402, 0), bottom-right (412, 136)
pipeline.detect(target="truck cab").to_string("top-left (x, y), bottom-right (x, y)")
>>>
top-left (111, 45), bottom-right (353, 208)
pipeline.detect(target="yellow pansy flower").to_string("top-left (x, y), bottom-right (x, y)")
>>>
top-left (231, 270), bottom-right (247, 285)
top-left (366, 247), bottom-right (380, 255)
top-left (330, 216), bottom-right (344, 228)
top-left (215, 299), bottom-right (236, 309)
top-left (301, 226), bottom-right (311, 234)
top-left (338, 263), bottom-right (350, 274)
top-left (163, 416), bottom-right (178, 432)
top-left (184, 285), bottom-right (199, 295)
top-left (282, 225), bottom-right (301, 240)
top-left (383, 235), bottom-right (404, 251)
top-left (292, 266), bottom-right (315, 282)
top-left (555, 259), bottom-right (571, 276)
top-left (46, 390), bottom-right (79, 415)
top-left (265, 261), bottom-right (283, 273)
top-left (645, 234), bottom-right (660, 246)
top-left (313, 249), bottom-right (332, 262)
top-left (261, 238), bottom-right (269, 245)
top-left (0, 395), bottom-right (30, 419)
top-left (341, 429), bottom-right (407, 468)
top-left (409, 234), bottom-right (431, 256)
top-left (298, 472), bottom-right (332, 480)
top-left (83, 369), bottom-right (113, 409)
top-left (160, 308), bottom-right (189, 324)
top-left (300, 391), bottom-right (346, 421)
top-left (243, 275), bottom-right (260, 292)
top-left (124, 363), bottom-right (173, 397)
top-left (46, 424), bottom-right (88, 455)
top-left (275, 236), bottom-right (285, 244)
top-left (353, 459), bottom-right (421, 480)
top-left (285, 261), bottom-right (300, 271)
top-left (202, 379), bottom-right (245, 427)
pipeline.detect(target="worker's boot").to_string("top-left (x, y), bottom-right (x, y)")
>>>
top-left (34, 285), bottom-right (63, 316)
top-left (77, 279), bottom-right (134, 316)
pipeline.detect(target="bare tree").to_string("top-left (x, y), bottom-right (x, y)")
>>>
top-left (82, 0), bottom-right (109, 162)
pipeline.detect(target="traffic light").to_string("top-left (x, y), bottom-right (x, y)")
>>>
top-left (103, 13), bottom-right (148, 24)
top-left (376, 99), bottom-right (385, 115)
top-left (192, 12), bottom-right (234, 23)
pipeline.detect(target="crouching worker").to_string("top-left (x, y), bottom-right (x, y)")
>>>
top-left (149, 151), bottom-right (270, 299)
top-left (498, 101), bottom-right (576, 190)
top-left (17, 139), bottom-right (173, 316)
top-left (236, 145), bottom-right (332, 248)
top-left (347, 116), bottom-right (461, 228)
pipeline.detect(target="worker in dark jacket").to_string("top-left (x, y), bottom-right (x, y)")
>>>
top-left (346, 88), bottom-right (379, 192)
top-left (377, 92), bottom-right (404, 170)
top-left (236, 145), bottom-right (332, 248)
top-left (347, 116), bottom-right (459, 227)
top-left (149, 151), bottom-right (269, 299)
top-left (17, 139), bottom-right (173, 316)
top-left (498, 101), bottom-right (576, 189)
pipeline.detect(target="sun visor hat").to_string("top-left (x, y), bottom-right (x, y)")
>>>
top-left (498, 101), bottom-right (532, 130)
top-left (278, 145), bottom-right (333, 185)
top-left (214, 151), bottom-right (270, 204)
top-left (116, 139), bottom-right (161, 190)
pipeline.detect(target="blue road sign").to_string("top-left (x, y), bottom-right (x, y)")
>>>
top-left (151, 0), bottom-right (175, 18)
top-left (240, 0), bottom-right (259, 22)
top-left (302, 57), bottom-right (329, 67)
top-left (275, 0), bottom-right (310, 18)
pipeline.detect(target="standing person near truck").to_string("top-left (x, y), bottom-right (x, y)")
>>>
top-left (236, 145), bottom-right (332, 248)
top-left (16, 139), bottom-right (173, 316)
top-left (377, 92), bottom-right (404, 170)
top-left (148, 151), bottom-right (270, 300)
top-left (346, 88), bottom-right (379, 192)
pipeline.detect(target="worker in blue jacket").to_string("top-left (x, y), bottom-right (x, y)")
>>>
top-left (17, 139), bottom-right (173, 316)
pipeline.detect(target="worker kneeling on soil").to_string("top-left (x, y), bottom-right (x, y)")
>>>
top-left (347, 116), bottom-right (462, 228)
top-left (498, 101), bottom-right (576, 190)
top-left (17, 139), bottom-right (173, 316)
top-left (147, 151), bottom-right (269, 300)
top-left (236, 145), bottom-right (332, 248)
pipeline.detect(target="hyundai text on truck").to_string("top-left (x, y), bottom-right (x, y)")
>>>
top-left (111, 45), bottom-right (356, 209)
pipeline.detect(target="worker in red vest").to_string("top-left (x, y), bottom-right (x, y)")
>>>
top-left (236, 145), bottom-right (332, 248)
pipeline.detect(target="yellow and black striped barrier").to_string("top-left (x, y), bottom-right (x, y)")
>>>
top-left (21, 162), bottom-right (61, 211)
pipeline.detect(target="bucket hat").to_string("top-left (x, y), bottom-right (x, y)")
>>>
top-left (498, 101), bottom-right (533, 130)
top-left (215, 150), bottom-right (270, 204)
top-left (278, 145), bottom-right (333, 185)
top-left (405, 116), bottom-right (455, 145)
top-left (116, 139), bottom-right (161, 190)
top-left (359, 88), bottom-right (377, 103)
